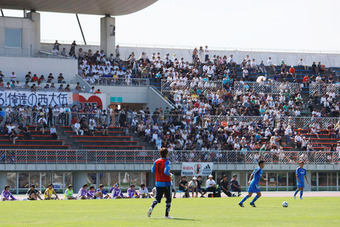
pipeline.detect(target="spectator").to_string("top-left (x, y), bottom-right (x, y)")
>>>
top-left (188, 177), bottom-right (198, 198)
top-left (50, 124), bottom-right (58, 139)
top-left (26, 185), bottom-right (43, 200)
top-left (127, 185), bottom-right (140, 198)
top-left (219, 175), bottom-right (232, 197)
top-left (69, 41), bottom-right (77, 58)
top-left (87, 186), bottom-right (96, 199)
top-left (10, 72), bottom-right (16, 81)
top-left (77, 184), bottom-right (88, 200)
top-left (22, 125), bottom-right (32, 140)
top-left (139, 184), bottom-right (149, 198)
top-left (206, 174), bottom-right (218, 194)
top-left (53, 40), bottom-right (60, 51)
top-left (179, 176), bottom-right (189, 198)
top-left (58, 73), bottom-right (65, 83)
top-left (60, 48), bottom-right (67, 57)
top-left (1, 185), bottom-right (16, 201)
top-left (95, 184), bottom-right (111, 199)
top-left (44, 184), bottom-right (59, 200)
top-left (230, 174), bottom-right (241, 196)
top-left (64, 185), bottom-right (76, 200)
top-left (196, 176), bottom-right (206, 197)
top-left (74, 120), bottom-right (84, 135)
top-left (37, 117), bottom-right (47, 134)
top-left (111, 183), bottom-right (125, 199)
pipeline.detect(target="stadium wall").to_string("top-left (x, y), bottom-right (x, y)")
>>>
top-left (0, 56), bottom-right (78, 83)
top-left (41, 43), bottom-right (340, 67)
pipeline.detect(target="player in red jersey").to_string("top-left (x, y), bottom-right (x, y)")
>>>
top-left (147, 148), bottom-right (173, 218)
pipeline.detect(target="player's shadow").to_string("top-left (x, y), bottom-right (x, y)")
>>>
top-left (154, 218), bottom-right (199, 221)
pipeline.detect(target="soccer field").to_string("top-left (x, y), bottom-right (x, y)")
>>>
top-left (1, 197), bottom-right (340, 226)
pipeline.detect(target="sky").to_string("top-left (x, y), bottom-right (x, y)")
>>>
top-left (2, 0), bottom-right (340, 52)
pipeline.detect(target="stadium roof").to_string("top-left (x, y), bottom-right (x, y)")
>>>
top-left (0, 0), bottom-right (157, 16)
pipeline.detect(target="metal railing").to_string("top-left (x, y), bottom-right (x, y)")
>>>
top-left (97, 77), bottom-right (150, 86)
top-left (309, 83), bottom-right (340, 97)
top-left (0, 150), bottom-right (338, 164)
top-left (234, 81), bottom-right (301, 94)
top-left (161, 79), bottom-right (223, 93)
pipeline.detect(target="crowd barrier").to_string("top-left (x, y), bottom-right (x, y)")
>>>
top-left (0, 150), bottom-right (338, 164)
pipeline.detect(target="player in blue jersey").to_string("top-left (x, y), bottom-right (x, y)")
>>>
top-left (294, 161), bottom-right (308, 200)
top-left (239, 160), bottom-right (267, 207)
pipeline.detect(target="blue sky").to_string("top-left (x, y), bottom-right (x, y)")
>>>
top-left (3, 0), bottom-right (340, 51)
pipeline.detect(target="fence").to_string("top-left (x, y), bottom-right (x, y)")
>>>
top-left (0, 150), bottom-right (338, 164)
top-left (161, 79), bottom-right (223, 93)
top-left (233, 81), bottom-right (301, 94)
top-left (2, 110), bottom-right (340, 130)
top-left (97, 78), bottom-right (150, 86)
top-left (309, 83), bottom-right (340, 97)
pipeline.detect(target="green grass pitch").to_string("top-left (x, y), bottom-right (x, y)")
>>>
top-left (1, 197), bottom-right (339, 226)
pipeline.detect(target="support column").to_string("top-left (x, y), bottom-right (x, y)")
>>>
top-left (305, 171), bottom-right (311, 191)
top-left (74, 172), bottom-right (88, 191)
top-left (100, 15), bottom-right (115, 56)
top-left (27, 11), bottom-right (40, 56)
top-left (0, 172), bottom-right (7, 191)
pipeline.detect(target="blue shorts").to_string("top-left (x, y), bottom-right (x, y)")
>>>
top-left (297, 181), bottom-right (305, 188)
top-left (248, 184), bottom-right (260, 193)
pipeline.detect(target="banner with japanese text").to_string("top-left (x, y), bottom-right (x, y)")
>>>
top-left (0, 91), bottom-right (73, 107)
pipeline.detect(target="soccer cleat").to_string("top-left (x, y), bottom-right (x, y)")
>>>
top-left (294, 196), bottom-right (296, 200)
top-left (250, 202), bottom-right (256, 207)
top-left (165, 216), bottom-right (173, 219)
top-left (239, 203), bottom-right (244, 207)
top-left (300, 197), bottom-right (303, 200)
top-left (147, 207), bottom-right (153, 217)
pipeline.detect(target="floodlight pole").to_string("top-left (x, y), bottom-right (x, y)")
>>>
top-left (76, 14), bottom-right (87, 45)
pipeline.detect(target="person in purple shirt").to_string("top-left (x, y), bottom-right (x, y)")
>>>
top-left (87, 186), bottom-right (96, 199)
top-left (77, 184), bottom-right (88, 199)
top-left (95, 184), bottom-right (111, 199)
top-left (110, 183), bottom-right (125, 199)
top-left (1, 185), bottom-right (16, 201)
top-left (127, 185), bottom-right (140, 198)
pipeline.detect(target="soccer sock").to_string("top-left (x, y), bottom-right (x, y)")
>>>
top-left (251, 195), bottom-right (259, 204)
top-left (239, 195), bottom-right (249, 204)
top-left (294, 189), bottom-right (299, 196)
top-left (300, 191), bottom-right (303, 198)
top-left (165, 203), bottom-right (171, 217)
top-left (151, 200), bottom-right (158, 209)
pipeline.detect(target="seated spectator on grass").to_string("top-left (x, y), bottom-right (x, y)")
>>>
top-left (179, 176), bottom-right (189, 198)
top-left (138, 184), bottom-right (149, 198)
top-left (219, 175), bottom-right (231, 197)
top-left (230, 174), bottom-right (241, 196)
top-left (110, 183), bottom-right (125, 199)
top-left (87, 186), bottom-right (96, 199)
top-left (188, 177), bottom-right (198, 198)
top-left (50, 125), bottom-right (58, 139)
top-left (26, 185), bottom-right (42, 200)
top-left (44, 184), bottom-right (59, 200)
top-left (1, 185), bottom-right (16, 201)
top-left (95, 184), bottom-right (111, 199)
top-left (206, 174), bottom-right (217, 193)
top-left (77, 184), bottom-right (88, 200)
top-left (127, 185), bottom-right (140, 198)
top-left (64, 185), bottom-right (76, 200)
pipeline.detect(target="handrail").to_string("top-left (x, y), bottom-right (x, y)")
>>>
top-left (0, 150), bottom-right (338, 164)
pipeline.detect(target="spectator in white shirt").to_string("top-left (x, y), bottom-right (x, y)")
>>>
top-left (139, 184), bottom-right (149, 198)
top-left (50, 125), bottom-right (58, 139)
top-left (294, 134), bottom-right (302, 149)
top-left (10, 72), bottom-right (16, 82)
top-left (74, 120), bottom-right (84, 136)
top-left (206, 175), bottom-right (217, 193)
top-left (267, 57), bottom-right (273, 66)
